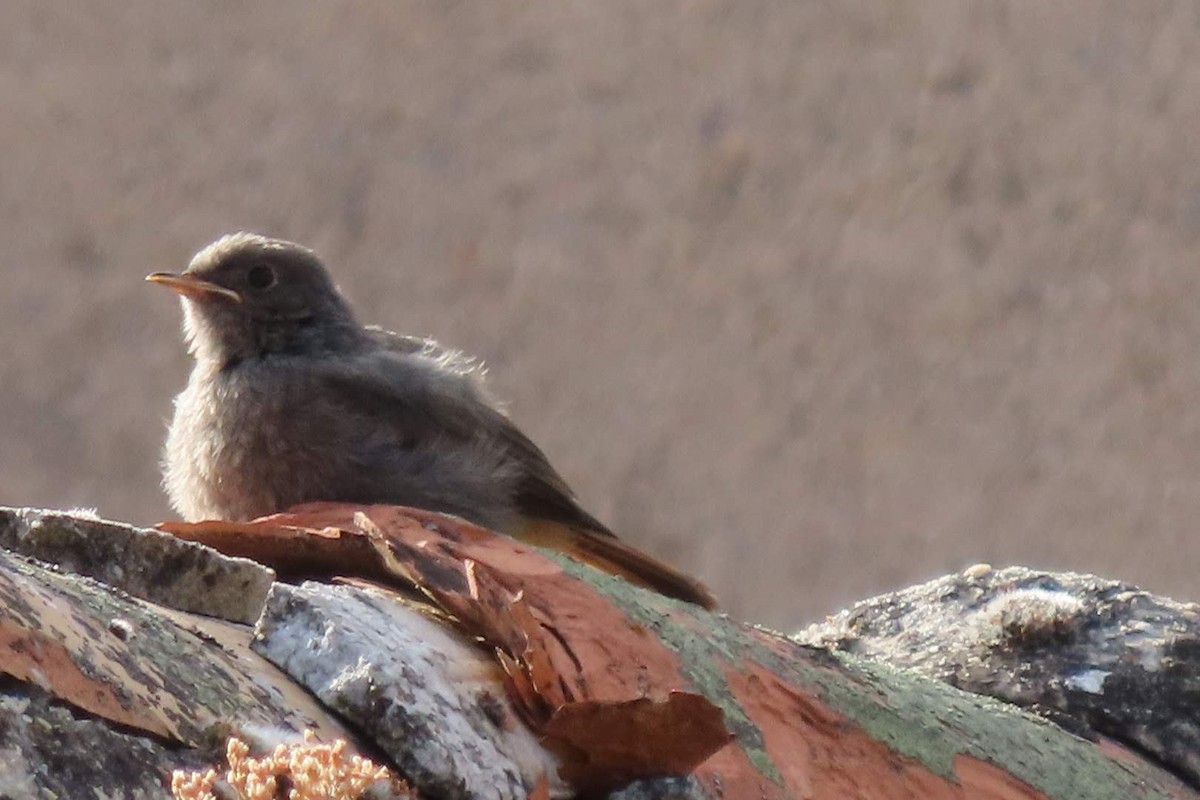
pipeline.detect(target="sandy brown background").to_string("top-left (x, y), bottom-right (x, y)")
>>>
top-left (4, 3), bottom-right (1200, 629)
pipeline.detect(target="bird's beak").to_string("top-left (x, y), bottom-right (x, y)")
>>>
top-left (145, 272), bottom-right (242, 303)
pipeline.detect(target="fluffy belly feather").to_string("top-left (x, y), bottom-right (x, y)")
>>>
top-left (164, 367), bottom-right (317, 521)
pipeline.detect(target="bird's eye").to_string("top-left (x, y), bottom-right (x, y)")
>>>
top-left (246, 264), bottom-right (277, 290)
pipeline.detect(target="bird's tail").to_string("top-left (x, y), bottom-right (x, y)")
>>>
top-left (516, 518), bottom-right (718, 610)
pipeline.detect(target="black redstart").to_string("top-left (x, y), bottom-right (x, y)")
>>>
top-left (148, 233), bottom-right (715, 608)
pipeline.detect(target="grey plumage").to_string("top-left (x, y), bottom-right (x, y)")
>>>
top-left (151, 233), bottom-right (716, 608)
top-left (159, 232), bottom-right (606, 534)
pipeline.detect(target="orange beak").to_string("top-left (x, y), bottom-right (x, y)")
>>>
top-left (145, 272), bottom-right (242, 303)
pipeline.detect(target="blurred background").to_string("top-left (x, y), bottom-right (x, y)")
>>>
top-left (3, 3), bottom-right (1200, 629)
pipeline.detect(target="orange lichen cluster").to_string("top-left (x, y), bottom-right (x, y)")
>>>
top-left (171, 730), bottom-right (397, 800)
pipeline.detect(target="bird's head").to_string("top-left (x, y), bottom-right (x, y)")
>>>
top-left (148, 233), bottom-right (362, 365)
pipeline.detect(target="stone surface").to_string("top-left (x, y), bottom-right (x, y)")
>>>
top-left (10, 3), bottom-right (1200, 628)
top-left (798, 565), bottom-right (1200, 786)
top-left (0, 680), bottom-right (204, 800)
top-left (0, 544), bottom-right (354, 749)
top-left (609, 777), bottom-right (709, 800)
top-left (0, 507), bottom-right (273, 624)
top-left (0, 507), bottom-right (1197, 798)
top-left (253, 581), bottom-right (562, 800)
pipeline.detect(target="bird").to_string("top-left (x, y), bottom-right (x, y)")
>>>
top-left (148, 233), bottom-right (716, 608)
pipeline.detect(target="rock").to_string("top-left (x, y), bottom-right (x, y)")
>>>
top-left (797, 565), bottom-right (1200, 785)
top-left (253, 581), bottom-right (561, 800)
top-left (0, 507), bottom-right (273, 624)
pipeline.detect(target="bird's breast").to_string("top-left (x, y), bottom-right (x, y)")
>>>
top-left (163, 363), bottom-right (339, 521)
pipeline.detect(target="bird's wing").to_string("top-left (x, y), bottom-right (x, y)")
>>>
top-left (323, 334), bottom-right (615, 536)
top-left (517, 516), bottom-right (718, 609)
top-left (319, 336), bottom-right (719, 609)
